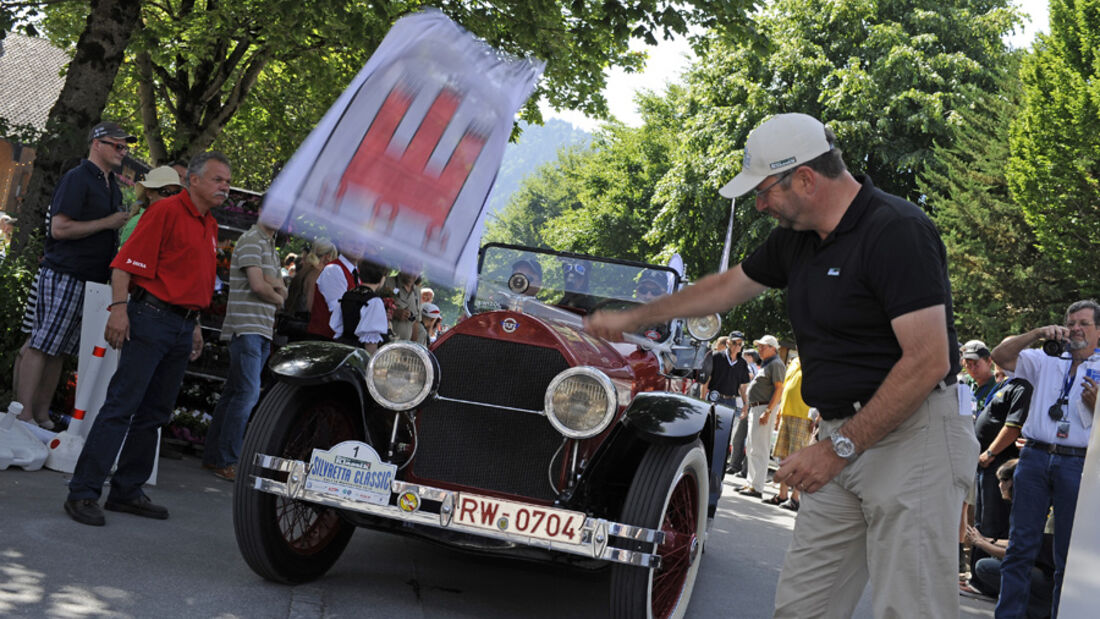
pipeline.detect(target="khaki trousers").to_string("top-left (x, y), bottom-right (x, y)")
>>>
top-left (773, 385), bottom-right (978, 619)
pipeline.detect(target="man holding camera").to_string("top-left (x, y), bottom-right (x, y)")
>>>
top-left (991, 299), bottom-right (1099, 618)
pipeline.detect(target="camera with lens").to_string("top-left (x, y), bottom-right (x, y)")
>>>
top-left (1042, 339), bottom-right (1067, 357)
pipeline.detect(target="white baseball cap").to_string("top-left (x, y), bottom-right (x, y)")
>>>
top-left (719, 113), bottom-right (832, 199)
top-left (753, 334), bottom-right (780, 349)
top-left (421, 303), bottom-right (442, 319)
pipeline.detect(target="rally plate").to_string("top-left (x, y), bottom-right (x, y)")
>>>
top-left (304, 441), bottom-right (396, 505)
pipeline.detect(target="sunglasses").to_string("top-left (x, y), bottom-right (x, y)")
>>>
top-left (154, 187), bottom-right (181, 197)
top-left (562, 263), bottom-right (586, 276)
top-left (98, 140), bottom-right (130, 153)
top-left (637, 284), bottom-right (663, 296)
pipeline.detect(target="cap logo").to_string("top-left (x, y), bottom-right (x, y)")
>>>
top-left (743, 152), bottom-right (752, 168)
top-left (770, 157), bottom-right (796, 169)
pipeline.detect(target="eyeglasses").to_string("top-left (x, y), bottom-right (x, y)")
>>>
top-left (1065, 321), bottom-right (1095, 328)
top-left (750, 168), bottom-right (796, 201)
top-left (562, 263), bottom-right (586, 276)
top-left (98, 140), bottom-right (129, 153)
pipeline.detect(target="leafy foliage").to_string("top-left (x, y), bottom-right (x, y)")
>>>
top-left (1005, 0), bottom-right (1100, 299)
top-left (920, 74), bottom-right (1066, 343)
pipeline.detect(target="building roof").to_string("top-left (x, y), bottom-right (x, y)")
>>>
top-left (0, 33), bottom-right (70, 131)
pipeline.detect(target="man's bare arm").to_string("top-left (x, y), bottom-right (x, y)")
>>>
top-left (245, 266), bottom-right (285, 306)
top-left (585, 264), bottom-right (767, 340)
top-left (991, 326), bottom-right (1067, 372)
top-left (51, 212), bottom-right (129, 240)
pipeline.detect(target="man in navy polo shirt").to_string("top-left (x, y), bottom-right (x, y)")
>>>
top-left (586, 113), bottom-right (975, 618)
top-left (64, 152), bottom-right (228, 527)
top-left (15, 122), bottom-right (133, 429)
top-left (991, 300), bottom-right (1098, 618)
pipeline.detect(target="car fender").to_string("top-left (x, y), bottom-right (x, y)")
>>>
top-left (267, 341), bottom-right (370, 410)
top-left (621, 391), bottom-right (714, 442)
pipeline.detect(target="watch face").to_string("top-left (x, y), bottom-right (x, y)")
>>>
top-left (832, 435), bottom-right (856, 459)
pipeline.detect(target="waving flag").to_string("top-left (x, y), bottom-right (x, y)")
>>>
top-left (262, 10), bottom-right (544, 286)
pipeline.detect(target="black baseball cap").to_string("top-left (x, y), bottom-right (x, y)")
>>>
top-left (89, 121), bottom-right (137, 144)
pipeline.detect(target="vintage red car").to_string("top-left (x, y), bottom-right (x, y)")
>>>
top-left (233, 243), bottom-right (734, 618)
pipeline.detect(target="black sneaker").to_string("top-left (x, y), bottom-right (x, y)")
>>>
top-left (64, 499), bottom-right (106, 526)
top-left (104, 495), bottom-right (169, 520)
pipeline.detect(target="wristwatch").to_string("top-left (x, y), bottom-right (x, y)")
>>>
top-left (985, 449), bottom-right (995, 459)
top-left (830, 429), bottom-right (859, 462)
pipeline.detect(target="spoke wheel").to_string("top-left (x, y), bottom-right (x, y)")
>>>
top-left (233, 382), bottom-right (363, 583)
top-left (610, 440), bottom-right (708, 619)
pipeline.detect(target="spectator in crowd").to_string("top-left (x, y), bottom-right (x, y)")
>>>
top-left (764, 355), bottom-right (813, 511)
top-left (0, 212), bottom-right (15, 259)
top-left (738, 335), bottom-right (785, 498)
top-left (585, 113), bottom-right (971, 618)
top-left (991, 299), bottom-right (1098, 618)
top-left (343, 259), bottom-right (388, 353)
top-left (960, 340), bottom-right (1032, 548)
top-left (17, 122), bottom-right (133, 430)
top-left (306, 239), bottom-right (362, 340)
top-left (285, 238), bottom-right (337, 321)
top-left (421, 287), bottom-right (434, 304)
top-left (511, 258), bottom-right (542, 297)
top-left (420, 302), bottom-right (442, 345)
top-left (390, 270), bottom-right (422, 341)
top-left (702, 332), bottom-right (751, 476)
top-left (961, 458), bottom-right (1055, 617)
top-left (635, 270), bottom-right (668, 302)
top-left (120, 166), bottom-right (183, 244)
top-left (742, 348), bottom-right (762, 376)
top-left (202, 205), bottom-right (286, 482)
top-left (281, 253), bottom-right (297, 279)
top-left (64, 151), bottom-right (228, 526)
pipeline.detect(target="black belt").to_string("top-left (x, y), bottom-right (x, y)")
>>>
top-left (818, 375), bottom-right (958, 421)
top-left (133, 287), bottom-right (200, 321)
top-left (748, 401), bottom-right (770, 408)
top-left (1025, 440), bottom-right (1087, 458)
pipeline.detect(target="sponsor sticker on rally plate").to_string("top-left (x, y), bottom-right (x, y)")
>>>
top-left (305, 441), bottom-right (396, 506)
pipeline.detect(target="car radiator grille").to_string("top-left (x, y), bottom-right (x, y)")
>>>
top-left (413, 334), bottom-right (569, 501)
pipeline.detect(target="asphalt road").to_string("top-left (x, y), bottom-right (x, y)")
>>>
top-left (1, 455), bottom-right (995, 618)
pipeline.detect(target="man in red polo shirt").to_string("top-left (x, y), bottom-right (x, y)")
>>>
top-left (64, 152), bottom-right (229, 526)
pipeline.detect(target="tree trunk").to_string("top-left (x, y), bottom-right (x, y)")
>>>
top-left (10, 0), bottom-right (143, 255)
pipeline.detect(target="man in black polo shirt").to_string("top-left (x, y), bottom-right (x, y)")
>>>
top-left (15, 122), bottom-right (133, 429)
top-left (586, 113), bottom-right (976, 618)
top-left (703, 332), bottom-right (751, 474)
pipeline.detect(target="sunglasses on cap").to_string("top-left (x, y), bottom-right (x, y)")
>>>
top-left (562, 263), bottom-right (586, 276)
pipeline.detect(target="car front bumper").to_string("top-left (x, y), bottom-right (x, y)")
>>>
top-left (250, 453), bottom-right (667, 568)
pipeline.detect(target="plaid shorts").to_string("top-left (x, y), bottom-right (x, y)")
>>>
top-left (29, 266), bottom-right (85, 356)
top-left (21, 270), bottom-right (40, 334)
top-left (772, 415), bottom-right (815, 460)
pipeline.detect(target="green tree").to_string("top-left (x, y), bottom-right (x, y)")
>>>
top-left (1006, 0), bottom-right (1100, 297)
top-left (920, 74), bottom-right (1065, 343)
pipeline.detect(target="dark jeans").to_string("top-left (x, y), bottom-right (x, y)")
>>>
top-left (203, 334), bottom-right (270, 468)
top-left (976, 461), bottom-right (1012, 538)
top-left (974, 557), bottom-right (1052, 618)
top-left (68, 301), bottom-right (195, 502)
top-left (995, 446), bottom-right (1083, 619)
top-left (723, 398), bottom-right (746, 473)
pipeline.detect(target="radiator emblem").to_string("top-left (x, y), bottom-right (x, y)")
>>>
top-left (398, 491), bottom-right (420, 513)
top-left (501, 317), bottom-right (519, 333)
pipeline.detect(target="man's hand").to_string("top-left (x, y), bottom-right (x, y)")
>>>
top-left (190, 324), bottom-right (204, 361)
top-left (978, 449), bottom-right (995, 468)
top-left (105, 211), bottom-right (130, 230)
top-left (774, 440), bottom-right (847, 494)
top-left (584, 310), bottom-right (637, 342)
top-left (739, 408), bottom-right (748, 420)
top-left (104, 305), bottom-right (130, 349)
top-left (1083, 376), bottom-right (1097, 413)
top-left (759, 409), bottom-right (771, 426)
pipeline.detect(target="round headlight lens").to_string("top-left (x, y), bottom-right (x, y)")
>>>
top-left (686, 314), bottom-right (722, 341)
top-left (544, 367), bottom-right (617, 439)
top-left (366, 342), bottom-right (434, 410)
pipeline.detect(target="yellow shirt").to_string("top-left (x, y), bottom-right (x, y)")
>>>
top-left (778, 356), bottom-right (811, 419)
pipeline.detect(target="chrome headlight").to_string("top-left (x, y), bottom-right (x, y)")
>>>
top-left (686, 314), bottom-right (722, 341)
top-left (366, 342), bottom-right (436, 410)
top-left (544, 367), bottom-right (617, 439)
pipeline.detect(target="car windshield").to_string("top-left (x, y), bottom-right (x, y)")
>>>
top-left (469, 244), bottom-right (679, 338)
